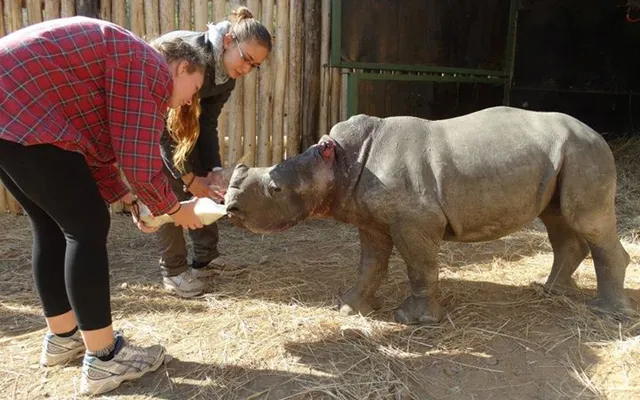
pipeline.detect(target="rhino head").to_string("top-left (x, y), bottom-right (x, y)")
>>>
top-left (224, 137), bottom-right (337, 233)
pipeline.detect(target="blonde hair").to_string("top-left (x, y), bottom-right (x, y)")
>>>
top-left (166, 93), bottom-right (202, 173)
top-left (228, 6), bottom-right (272, 51)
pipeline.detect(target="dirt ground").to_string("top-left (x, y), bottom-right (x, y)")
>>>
top-left (0, 139), bottom-right (639, 400)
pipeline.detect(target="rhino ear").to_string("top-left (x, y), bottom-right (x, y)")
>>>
top-left (318, 139), bottom-right (335, 161)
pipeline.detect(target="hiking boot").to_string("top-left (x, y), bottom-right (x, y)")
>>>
top-left (163, 269), bottom-right (206, 298)
top-left (191, 256), bottom-right (248, 279)
top-left (79, 334), bottom-right (166, 395)
top-left (40, 329), bottom-right (85, 366)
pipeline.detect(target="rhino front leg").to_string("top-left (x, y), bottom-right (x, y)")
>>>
top-left (391, 222), bottom-right (445, 325)
top-left (339, 228), bottom-right (393, 317)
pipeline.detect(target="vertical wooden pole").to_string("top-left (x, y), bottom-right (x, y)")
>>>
top-left (8, 0), bottom-right (23, 32)
top-left (61, 0), bottom-right (74, 17)
top-left (212, 1), bottom-right (227, 166)
top-left (0, 184), bottom-right (6, 213)
top-left (178, 0), bottom-right (191, 30)
top-left (271, 0), bottom-right (289, 164)
top-left (144, 0), bottom-right (160, 40)
top-left (227, 0), bottom-right (244, 166)
top-left (100, 0), bottom-right (111, 21)
top-left (159, 0), bottom-right (176, 34)
top-left (257, 0), bottom-right (274, 166)
top-left (44, 0), bottom-right (61, 20)
top-left (242, 0), bottom-right (260, 166)
top-left (318, 0), bottom-right (330, 138)
top-left (26, 0), bottom-right (43, 24)
top-left (193, 0), bottom-right (207, 31)
top-left (302, 0), bottom-right (321, 149)
top-left (131, 0), bottom-right (145, 38)
top-left (75, 0), bottom-right (99, 17)
top-left (286, 0), bottom-right (303, 159)
top-left (112, 0), bottom-right (126, 27)
top-left (0, 0), bottom-right (5, 36)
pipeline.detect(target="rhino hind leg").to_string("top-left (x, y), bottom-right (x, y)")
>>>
top-left (338, 228), bottom-right (393, 317)
top-left (538, 209), bottom-right (589, 295)
top-left (390, 223), bottom-right (445, 325)
top-left (557, 167), bottom-right (632, 317)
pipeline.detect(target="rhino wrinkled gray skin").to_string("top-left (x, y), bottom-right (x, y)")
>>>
top-left (224, 106), bottom-right (631, 324)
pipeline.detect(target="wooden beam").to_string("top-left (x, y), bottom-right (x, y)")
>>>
top-left (271, 0), bottom-right (289, 164)
top-left (286, 0), bottom-right (303, 159)
top-left (213, 1), bottom-right (227, 166)
top-left (112, 0), bottom-right (126, 27)
top-left (144, 0), bottom-right (159, 40)
top-left (178, 0), bottom-right (191, 30)
top-left (257, 0), bottom-right (274, 167)
top-left (75, 0), bottom-right (99, 18)
top-left (193, 0), bottom-right (207, 31)
top-left (159, 0), bottom-right (176, 34)
top-left (100, 0), bottom-right (110, 21)
top-left (302, 0), bottom-right (321, 149)
top-left (242, 0), bottom-right (261, 167)
top-left (130, 0), bottom-right (145, 38)
top-left (61, 0), bottom-right (74, 18)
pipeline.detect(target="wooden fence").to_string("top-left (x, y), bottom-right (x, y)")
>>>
top-left (0, 0), bottom-right (346, 214)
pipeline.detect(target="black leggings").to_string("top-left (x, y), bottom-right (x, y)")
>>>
top-left (0, 139), bottom-right (112, 330)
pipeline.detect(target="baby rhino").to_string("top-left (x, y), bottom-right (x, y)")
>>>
top-left (224, 106), bottom-right (631, 324)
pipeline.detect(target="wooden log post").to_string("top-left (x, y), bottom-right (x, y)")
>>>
top-left (271, 0), bottom-right (289, 164)
top-left (159, 0), bottom-right (176, 34)
top-left (212, 1), bottom-right (227, 166)
top-left (242, 0), bottom-right (261, 167)
top-left (302, 0), bottom-right (321, 149)
top-left (227, 0), bottom-right (245, 166)
top-left (7, 0), bottom-right (23, 32)
top-left (26, 0), bottom-right (42, 24)
top-left (0, 185), bottom-right (6, 213)
top-left (340, 68), bottom-right (348, 121)
top-left (112, 0), bottom-right (126, 28)
top-left (193, 0), bottom-right (207, 31)
top-left (0, 0), bottom-right (5, 36)
top-left (287, 0), bottom-right (303, 159)
top-left (178, 0), bottom-right (191, 30)
top-left (131, 0), bottom-right (145, 38)
top-left (75, 0), bottom-right (99, 18)
top-left (318, 0), bottom-right (330, 138)
top-left (45, 0), bottom-right (61, 20)
top-left (144, 0), bottom-right (160, 40)
top-left (61, 0), bottom-right (74, 17)
top-left (257, 0), bottom-right (274, 167)
top-left (100, 0), bottom-right (111, 21)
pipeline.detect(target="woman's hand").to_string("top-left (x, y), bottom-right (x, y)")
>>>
top-left (187, 176), bottom-right (218, 199)
top-left (169, 199), bottom-right (204, 230)
top-left (127, 198), bottom-right (158, 233)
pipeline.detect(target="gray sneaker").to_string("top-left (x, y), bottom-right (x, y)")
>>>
top-left (40, 330), bottom-right (85, 366)
top-left (163, 269), bottom-right (206, 298)
top-left (191, 256), bottom-right (248, 279)
top-left (79, 335), bottom-right (166, 395)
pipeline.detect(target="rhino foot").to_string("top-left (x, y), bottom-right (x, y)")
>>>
top-left (586, 296), bottom-right (633, 321)
top-left (338, 289), bottom-right (381, 317)
top-left (539, 277), bottom-right (580, 296)
top-left (393, 295), bottom-right (444, 325)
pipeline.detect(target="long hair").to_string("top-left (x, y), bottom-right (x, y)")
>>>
top-left (166, 93), bottom-right (202, 173)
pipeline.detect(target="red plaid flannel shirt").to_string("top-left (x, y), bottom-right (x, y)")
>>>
top-left (0, 16), bottom-right (178, 216)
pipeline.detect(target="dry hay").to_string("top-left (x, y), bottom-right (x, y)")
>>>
top-left (0, 138), bottom-right (639, 399)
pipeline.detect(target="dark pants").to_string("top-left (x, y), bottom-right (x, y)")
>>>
top-left (155, 169), bottom-right (219, 277)
top-left (0, 139), bottom-right (111, 330)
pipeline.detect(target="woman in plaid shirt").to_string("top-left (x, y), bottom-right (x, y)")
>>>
top-left (0, 17), bottom-right (208, 395)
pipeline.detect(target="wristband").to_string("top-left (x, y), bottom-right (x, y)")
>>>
top-left (167, 204), bottom-right (182, 216)
top-left (183, 174), bottom-right (196, 193)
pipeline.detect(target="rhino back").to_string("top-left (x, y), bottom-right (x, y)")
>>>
top-left (329, 107), bottom-right (613, 241)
